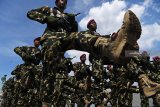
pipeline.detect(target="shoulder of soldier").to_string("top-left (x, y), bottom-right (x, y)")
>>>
top-left (73, 62), bottom-right (81, 68)
top-left (28, 6), bottom-right (51, 16)
top-left (73, 62), bottom-right (81, 65)
top-left (15, 64), bottom-right (26, 69)
top-left (34, 6), bottom-right (50, 11)
top-left (14, 46), bottom-right (30, 51)
top-left (80, 30), bottom-right (90, 34)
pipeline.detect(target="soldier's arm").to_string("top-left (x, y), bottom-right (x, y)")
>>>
top-left (27, 6), bottom-right (50, 24)
top-left (72, 62), bottom-right (79, 75)
top-left (11, 65), bottom-right (21, 75)
top-left (14, 46), bottom-right (35, 61)
top-left (14, 46), bottom-right (28, 57)
top-left (66, 13), bottom-right (78, 32)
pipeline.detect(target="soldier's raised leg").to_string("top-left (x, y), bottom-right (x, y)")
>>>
top-left (68, 10), bottom-right (141, 64)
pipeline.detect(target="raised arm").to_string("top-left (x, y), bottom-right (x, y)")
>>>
top-left (27, 6), bottom-right (50, 24)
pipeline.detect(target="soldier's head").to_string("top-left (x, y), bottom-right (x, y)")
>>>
top-left (133, 42), bottom-right (139, 50)
top-left (153, 56), bottom-right (160, 63)
top-left (141, 51), bottom-right (150, 61)
top-left (34, 37), bottom-right (41, 48)
top-left (107, 65), bottom-right (113, 71)
top-left (55, 0), bottom-right (67, 10)
top-left (87, 19), bottom-right (97, 31)
top-left (80, 54), bottom-right (86, 63)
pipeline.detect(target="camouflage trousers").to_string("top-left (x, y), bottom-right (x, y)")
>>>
top-left (139, 91), bottom-right (149, 107)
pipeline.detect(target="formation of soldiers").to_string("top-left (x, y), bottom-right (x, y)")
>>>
top-left (1, 0), bottom-right (160, 107)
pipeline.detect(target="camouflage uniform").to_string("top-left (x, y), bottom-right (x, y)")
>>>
top-left (27, 9), bottom-right (143, 105)
top-left (14, 46), bottom-right (41, 65)
top-left (90, 59), bottom-right (110, 107)
top-left (11, 46), bottom-right (41, 107)
top-left (27, 4), bottom-right (78, 104)
top-left (149, 56), bottom-right (160, 106)
top-left (72, 60), bottom-right (92, 107)
top-left (27, 7), bottom-right (142, 66)
top-left (1, 77), bottom-right (14, 107)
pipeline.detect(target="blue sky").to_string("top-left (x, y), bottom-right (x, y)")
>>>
top-left (0, 0), bottom-right (160, 88)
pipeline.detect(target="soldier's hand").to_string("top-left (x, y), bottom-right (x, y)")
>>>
top-left (79, 83), bottom-right (85, 89)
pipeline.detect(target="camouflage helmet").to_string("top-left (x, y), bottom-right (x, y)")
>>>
top-left (87, 19), bottom-right (96, 28)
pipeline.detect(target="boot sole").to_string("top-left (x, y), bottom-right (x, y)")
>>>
top-left (111, 10), bottom-right (141, 62)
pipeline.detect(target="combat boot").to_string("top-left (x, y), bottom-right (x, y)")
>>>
top-left (138, 74), bottom-right (160, 97)
top-left (108, 10), bottom-right (141, 62)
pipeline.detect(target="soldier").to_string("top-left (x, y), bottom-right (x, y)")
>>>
top-left (14, 37), bottom-right (41, 65)
top-left (27, 1), bottom-right (78, 105)
top-left (28, 1), bottom-right (160, 104)
top-left (11, 37), bottom-right (41, 107)
top-left (149, 56), bottom-right (160, 106)
top-left (71, 54), bottom-right (92, 107)
top-left (27, 0), bottom-right (78, 36)
top-left (86, 19), bottom-right (100, 36)
top-left (1, 77), bottom-right (14, 107)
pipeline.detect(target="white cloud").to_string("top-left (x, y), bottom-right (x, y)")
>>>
top-left (79, 0), bottom-right (127, 35)
top-left (139, 23), bottom-right (160, 51)
top-left (128, 4), bottom-right (145, 19)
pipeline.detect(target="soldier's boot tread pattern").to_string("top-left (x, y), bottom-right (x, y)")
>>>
top-left (110, 10), bottom-right (141, 62)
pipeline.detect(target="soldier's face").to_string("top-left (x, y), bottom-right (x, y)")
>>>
top-left (56, 0), bottom-right (67, 10)
top-left (34, 40), bottom-right (40, 47)
top-left (80, 56), bottom-right (86, 62)
top-left (89, 21), bottom-right (97, 31)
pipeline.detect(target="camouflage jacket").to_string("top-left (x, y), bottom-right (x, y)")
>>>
top-left (11, 63), bottom-right (42, 87)
top-left (80, 30), bottom-right (100, 36)
top-left (27, 6), bottom-right (78, 34)
top-left (73, 62), bottom-right (91, 81)
top-left (14, 46), bottom-right (41, 64)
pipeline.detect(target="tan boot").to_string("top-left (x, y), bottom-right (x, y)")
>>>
top-left (109, 10), bottom-right (141, 62)
top-left (138, 74), bottom-right (160, 97)
top-left (42, 102), bottom-right (52, 107)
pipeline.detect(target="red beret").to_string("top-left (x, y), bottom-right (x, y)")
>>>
top-left (111, 32), bottom-right (118, 41)
top-left (80, 54), bottom-right (86, 59)
top-left (87, 19), bottom-right (95, 28)
top-left (153, 56), bottom-right (160, 61)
